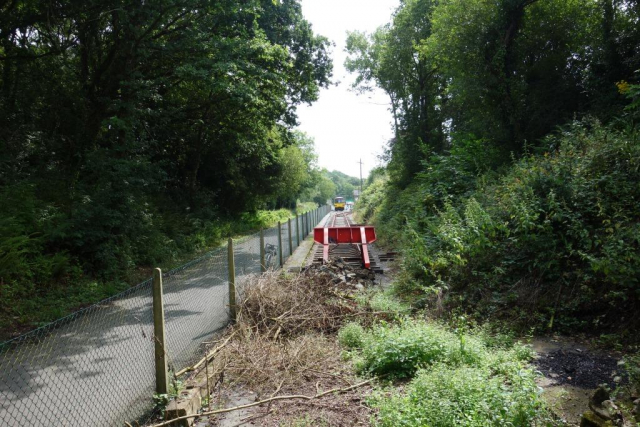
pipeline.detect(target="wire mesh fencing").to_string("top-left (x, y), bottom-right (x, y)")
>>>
top-left (0, 206), bottom-right (330, 427)
top-left (234, 231), bottom-right (262, 278)
top-left (163, 248), bottom-right (230, 373)
top-left (0, 281), bottom-right (156, 427)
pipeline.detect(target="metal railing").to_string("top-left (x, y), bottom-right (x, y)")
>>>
top-left (0, 205), bottom-right (330, 427)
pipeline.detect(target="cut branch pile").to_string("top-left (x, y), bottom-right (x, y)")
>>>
top-left (145, 264), bottom-right (382, 426)
top-left (236, 264), bottom-right (378, 338)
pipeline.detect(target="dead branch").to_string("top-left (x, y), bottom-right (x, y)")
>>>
top-left (145, 378), bottom-right (374, 427)
top-left (175, 331), bottom-right (236, 377)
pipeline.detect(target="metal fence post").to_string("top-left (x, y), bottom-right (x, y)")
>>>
top-left (227, 238), bottom-right (236, 322)
top-left (296, 214), bottom-right (300, 247)
top-left (152, 268), bottom-right (168, 395)
top-left (288, 218), bottom-right (293, 256)
top-left (260, 228), bottom-right (266, 272)
top-left (277, 221), bottom-right (283, 267)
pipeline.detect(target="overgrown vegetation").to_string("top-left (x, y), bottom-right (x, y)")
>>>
top-left (361, 120), bottom-right (640, 335)
top-left (183, 262), bottom-right (555, 426)
top-left (337, 308), bottom-right (555, 425)
top-left (0, 0), bottom-right (335, 338)
top-left (372, 362), bottom-right (551, 427)
top-left (348, 0), bottom-right (640, 338)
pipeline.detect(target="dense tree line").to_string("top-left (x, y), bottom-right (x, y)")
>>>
top-left (347, 0), bottom-right (639, 185)
top-left (0, 0), bottom-right (332, 334)
top-left (350, 0), bottom-right (640, 334)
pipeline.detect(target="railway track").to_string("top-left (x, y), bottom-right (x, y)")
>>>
top-left (325, 211), bottom-right (352, 228)
top-left (312, 211), bottom-right (384, 273)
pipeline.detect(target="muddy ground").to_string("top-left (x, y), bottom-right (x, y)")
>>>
top-left (532, 337), bottom-right (627, 426)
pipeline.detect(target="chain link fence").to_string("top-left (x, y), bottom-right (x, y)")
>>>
top-left (0, 206), bottom-right (330, 427)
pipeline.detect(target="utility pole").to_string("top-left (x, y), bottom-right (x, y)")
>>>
top-left (358, 158), bottom-right (363, 195)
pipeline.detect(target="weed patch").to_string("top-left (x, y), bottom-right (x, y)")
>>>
top-left (352, 319), bottom-right (486, 378)
top-left (338, 322), bottom-right (365, 349)
top-left (338, 318), bottom-right (555, 426)
top-left (373, 364), bottom-right (553, 427)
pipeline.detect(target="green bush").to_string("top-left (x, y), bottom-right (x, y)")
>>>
top-left (238, 209), bottom-right (294, 231)
top-left (356, 320), bottom-right (486, 378)
top-left (354, 319), bottom-right (552, 426)
top-left (373, 364), bottom-right (552, 427)
top-left (296, 202), bottom-right (319, 215)
top-left (338, 322), bottom-right (365, 349)
top-left (355, 175), bottom-right (388, 224)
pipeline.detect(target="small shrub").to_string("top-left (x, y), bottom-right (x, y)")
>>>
top-left (355, 176), bottom-right (388, 224)
top-left (338, 322), bottom-right (365, 349)
top-left (356, 320), bottom-right (486, 378)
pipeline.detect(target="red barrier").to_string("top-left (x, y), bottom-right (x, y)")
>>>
top-left (313, 226), bottom-right (377, 268)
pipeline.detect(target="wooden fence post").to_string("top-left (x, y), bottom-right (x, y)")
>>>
top-left (260, 228), bottom-right (266, 272)
top-left (288, 218), bottom-right (293, 256)
top-left (227, 238), bottom-right (236, 322)
top-left (152, 268), bottom-right (169, 395)
top-left (296, 214), bottom-right (300, 247)
top-left (277, 221), bottom-right (283, 267)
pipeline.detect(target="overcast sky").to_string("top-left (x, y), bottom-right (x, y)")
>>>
top-left (296, 0), bottom-right (398, 179)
